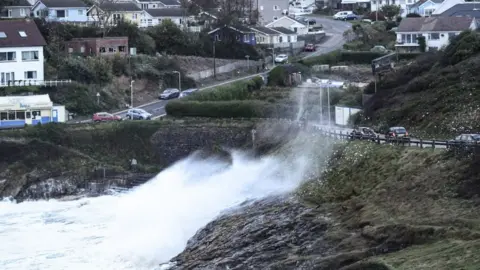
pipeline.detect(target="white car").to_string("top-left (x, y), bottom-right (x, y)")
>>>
top-left (333, 11), bottom-right (353, 20)
top-left (274, 54), bottom-right (288, 64)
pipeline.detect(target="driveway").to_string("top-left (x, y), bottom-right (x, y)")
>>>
top-left (299, 15), bottom-right (351, 59)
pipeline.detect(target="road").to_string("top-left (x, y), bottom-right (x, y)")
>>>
top-left (298, 16), bottom-right (351, 59)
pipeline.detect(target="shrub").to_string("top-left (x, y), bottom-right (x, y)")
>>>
top-left (59, 56), bottom-right (113, 85)
top-left (165, 100), bottom-right (270, 118)
top-left (441, 30), bottom-right (480, 66)
top-left (186, 79), bottom-right (261, 102)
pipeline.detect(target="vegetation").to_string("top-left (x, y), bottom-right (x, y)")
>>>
top-left (357, 30), bottom-right (480, 138)
top-left (298, 142), bottom-right (480, 270)
top-left (342, 21), bottom-right (396, 51)
top-left (300, 50), bottom-right (421, 66)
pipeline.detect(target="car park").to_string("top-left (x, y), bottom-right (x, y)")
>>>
top-left (125, 108), bottom-right (152, 120)
top-left (92, 112), bottom-right (122, 122)
top-left (159, 88), bottom-right (180, 100)
top-left (304, 43), bottom-right (316, 52)
top-left (179, 88), bottom-right (198, 98)
top-left (274, 54), bottom-right (288, 64)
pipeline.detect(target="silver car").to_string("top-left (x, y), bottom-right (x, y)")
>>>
top-left (126, 108), bottom-right (152, 120)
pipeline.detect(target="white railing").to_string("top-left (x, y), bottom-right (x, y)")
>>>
top-left (0, 80), bottom-right (73, 87)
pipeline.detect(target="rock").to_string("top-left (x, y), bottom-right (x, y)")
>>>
top-left (15, 177), bottom-right (78, 201)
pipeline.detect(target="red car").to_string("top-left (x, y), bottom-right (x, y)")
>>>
top-left (92, 112), bottom-right (122, 122)
top-left (304, 43), bottom-right (316, 52)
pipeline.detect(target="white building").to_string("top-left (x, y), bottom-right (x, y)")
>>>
top-left (0, 94), bottom-right (67, 128)
top-left (395, 16), bottom-right (476, 52)
top-left (0, 19), bottom-right (46, 87)
top-left (370, 0), bottom-right (412, 17)
top-left (265, 16), bottom-right (308, 35)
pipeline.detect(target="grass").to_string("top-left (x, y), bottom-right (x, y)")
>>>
top-left (297, 141), bottom-right (480, 269)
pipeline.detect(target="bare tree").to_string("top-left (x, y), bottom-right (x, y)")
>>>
top-left (89, 0), bottom-right (121, 37)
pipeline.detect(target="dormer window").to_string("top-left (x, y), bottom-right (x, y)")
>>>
top-left (19, 31), bottom-right (27, 37)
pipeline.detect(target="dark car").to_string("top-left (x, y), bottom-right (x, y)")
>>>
top-left (159, 88), bottom-right (180, 100)
top-left (447, 134), bottom-right (480, 149)
top-left (350, 127), bottom-right (377, 141)
top-left (92, 112), bottom-right (122, 122)
top-left (385, 126), bottom-right (410, 142)
top-left (343, 14), bottom-right (360, 21)
top-left (304, 43), bottom-right (316, 52)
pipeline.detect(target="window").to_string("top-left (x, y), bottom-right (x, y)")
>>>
top-left (18, 31), bottom-right (27, 37)
top-left (78, 10), bottom-right (83, 15)
top-left (0, 112), bottom-right (7, 120)
top-left (24, 71), bottom-right (37, 79)
top-left (80, 46), bottom-right (85, 53)
top-left (118, 46), bottom-right (126, 52)
top-left (21, 51), bottom-right (38, 61)
top-left (1, 72), bottom-right (15, 85)
top-left (0, 32), bottom-right (6, 38)
top-left (0, 52), bottom-right (16, 61)
top-left (99, 47), bottom-right (106, 53)
top-left (16, 111), bottom-right (25, 120)
top-left (56, 10), bottom-right (66, 18)
top-left (429, 33), bottom-right (440, 40)
top-left (8, 9), bottom-right (12, 17)
top-left (243, 35), bottom-right (249, 42)
top-left (273, 5), bottom-right (279, 10)
top-left (132, 13), bottom-right (137, 19)
top-left (8, 111), bottom-right (15, 120)
top-left (26, 111), bottom-right (31, 119)
top-left (68, 47), bottom-right (73, 53)
top-left (32, 110), bottom-right (41, 118)
top-left (108, 47), bottom-right (116, 52)
top-left (448, 32), bottom-right (457, 39)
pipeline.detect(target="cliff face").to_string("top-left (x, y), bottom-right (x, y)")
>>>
top-left (166, 142), bottom-right (480, 270)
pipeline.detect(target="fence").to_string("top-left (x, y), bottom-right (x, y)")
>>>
top-left (187, 60), bottom-right (262, 80)
top-left (81, 169), bottom-right (156, 195)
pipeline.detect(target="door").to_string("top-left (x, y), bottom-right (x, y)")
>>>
top-left (25, 110), bottom-right (32, 125)
top-left (52, 109), bottom-right (58, 122)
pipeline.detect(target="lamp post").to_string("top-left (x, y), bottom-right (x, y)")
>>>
top-left (173, 70), bottom-right (181, 91)
top-left (270, 46), bottom-right (275, 66)
top-left (319, 84), bottom-right (323, 125)
top-left (130, 80), bottom-right (135, 108)
top-left (96, 92), bottom-right (100, 105)
top-left (245, 55), bottom-right (250, 71)
top-left (327, 80), bottom-right (332, 126)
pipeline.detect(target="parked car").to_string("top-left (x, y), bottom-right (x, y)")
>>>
top-left (333, 11), bottom-right (353, 20)
top-left (385, 126), bottom-right (410, 142)
top-left (179, 88), bottom-right (198, 98)
top-left (274, 54), bottom-right (288, 64)
top-left (350, 127), bottom-right (377, 141)
top-left (92, 112), bottom-right (122, 122)
top-left (343, 13), bottom-right (360, 21)
top-left (304, 43), bottom-right (316, 52)
top-left (448, 134), bottom-right (480, 145)
top-left (126, 108), bottom-right (152, 120)
top-left (159, 88), bottom-right (180, 100)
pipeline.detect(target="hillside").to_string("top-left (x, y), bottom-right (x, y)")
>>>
top-left (169, 142), bottom-right (480, 270)
top-left (360, 30), bottom-right (480, 139)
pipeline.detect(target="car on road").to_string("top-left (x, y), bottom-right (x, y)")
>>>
top-left (304, 43), bottom-right (316, 52)
top-left (274, 54), bottom-right (288, 64)
top-left (92, 112), bottom-right (122, 123)
top-left (350, 127), bottom-right (377, 141)
top-left (447, 134), bottom-right (480, 149)
top-left (159, 88), bottom-right (180, 100)
top-left (179, 88), bottom-right (198, 98)
top-left (126, 108), bottom-right (152, 120)
top-left (343, 13), bottom-right (360, 21)
top-left (385, 126), bottom-right (410, 142)
top-left (333, 11), bottom-right (353, 20)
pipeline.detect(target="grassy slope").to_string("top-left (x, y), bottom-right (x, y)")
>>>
top-left (298, 142), bottom-right (480, 270)
top-left (361, 31), bottom-right (480, 139)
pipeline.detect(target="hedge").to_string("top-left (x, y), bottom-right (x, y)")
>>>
top-left (300, 51), bottom-right (423, 66)
top-left (166, 100), bottom-right (271, 118)
top-left (186, 76), bottom-right (263, 102)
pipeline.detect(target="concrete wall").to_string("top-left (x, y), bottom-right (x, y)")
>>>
top-left (187, 59), bottom-right (263, 80)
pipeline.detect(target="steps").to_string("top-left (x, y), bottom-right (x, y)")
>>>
top-left (125, 174), bottom-right (155, 188)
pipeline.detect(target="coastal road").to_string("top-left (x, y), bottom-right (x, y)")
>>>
top-left (298, 15), bottom-right (351, 59)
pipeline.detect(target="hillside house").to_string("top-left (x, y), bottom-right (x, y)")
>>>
top-left (65, 37), bottom-right (129, 56)
top-left (32, 0), bottom-right (90, 23)
top-left (208, 25), bottom-right (257, 45)
top-left (408, 0), bottom-right (444, 16)
top-left (0, 0), bottom-right (32, 19)
top-left (265, 15), bottom-right (308, 35)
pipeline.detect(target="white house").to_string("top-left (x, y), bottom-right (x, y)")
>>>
top-left (370, 0), bottom-right (411, 17)
top-left (265, 15), bottom-right (308, 35)
top-left (143, 8), bottom-right (189, 28)
top-left (136, 0), bottom-right (181, 9)
top-left (395, 16), bottom-right (476, 52)
top-left (0, 19), bottom-right (46, 87)
top-left (250, 25), bottom-right (299, 47)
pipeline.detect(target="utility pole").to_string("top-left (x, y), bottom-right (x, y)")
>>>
top-left (173, 70), bottom-right (181, 91)
top-left (213, 39), bottom-right (216, 78)
top-left (96, 92), bottom-right (100, 105)
top-left (130, 80), bottom-right (135, 108)
top-left (319, 86), bottom-right (323, 125)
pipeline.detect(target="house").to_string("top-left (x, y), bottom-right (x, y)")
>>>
top-left (370, 0), bottom-right (410, 17)
top-left (0, 19), bottom-right (46, 87)
top-left (88, 2), bottom-right (145, 27)
top-left (433, 2), bottom-right (480, 20)
top-left (208, 25), bottom-right (257, 45)
top-left (0, 0), bottom-right (32, 19)
top-left (252, 0), bottom-right (289, 25)
top-left (265, 15), bottom-right (308, 35)
top-left (144, 8), bottom-right (189, 28)
top-left (271, 27), bottom-right (298, 44)
top-left (65, 37), bottom-right (129, 56)
top-left (407, 0), bottom-right (443, 16)
top-left (431, 0), bottom-right (464, 15)
top-left (395, 16), bottom-right (476, 52)
top-left (136, 0), bottom-right (181, 9)
top-left (249, 26), bottom-right (283, 45)
top-left (32, 0), bottom-right (89, 23)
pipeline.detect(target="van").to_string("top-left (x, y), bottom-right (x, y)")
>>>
top-left (333, 11), bottom-right (353, 20)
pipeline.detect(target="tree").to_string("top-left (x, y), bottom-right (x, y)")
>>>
top-left (380, 5), bottom-right (400, 21)
top-left (89, 0), bottom-right (121, 37)
top-left (416, 36), bottom-right (426, 52)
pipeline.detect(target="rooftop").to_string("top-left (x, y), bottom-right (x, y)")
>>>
top-left (397, 16), bottom-right (474, 32)
top-left (271, 26), bottom-right (296, 34)
top-left (0, 94), bottom-right (52, 107)
top-left (37, 0), bottom-right (88, 8)
top-left (249, 26), bottom-right (281, 35)
top-left (0, 19), bottom-right (47, 48)
top-left (4, 0), bottom-right (31, 7)
top-left (97, 2), bottom-right (142, 12)
top-left (438, 3), bottom-right (480, 18)
top-left (145, 8), bottom-right (187, 17)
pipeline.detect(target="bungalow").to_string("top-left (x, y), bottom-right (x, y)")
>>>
top-left (408, 0), bottom-right (444, 17)
top-left (265, 15), bottom-right (308, 35)
top-left (0, 0), bottom-right (32, 19)
top-left (249, 26), bottom-right (282, 45)
top-left (88, 2), bottom-right (145, 27)
top-left (143, 8), bottom-right (188, 27)
top-left (32, 0), bottom-right (89, 23)
top-left (395, 16), bottom-right (476, 52)
top-left (208, 25), bottom-right (256, 45)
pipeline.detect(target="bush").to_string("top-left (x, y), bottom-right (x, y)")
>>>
top-left (441, 30), bottom-right (480, 66)
top-left (165, 100), bottom-right (270, 118)
top-left (186, 78), bottom-right (262, 102)
top-left (59, 56), bottom-right (113, 85)
top-left (301, 51), bottom-right (422, 66)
